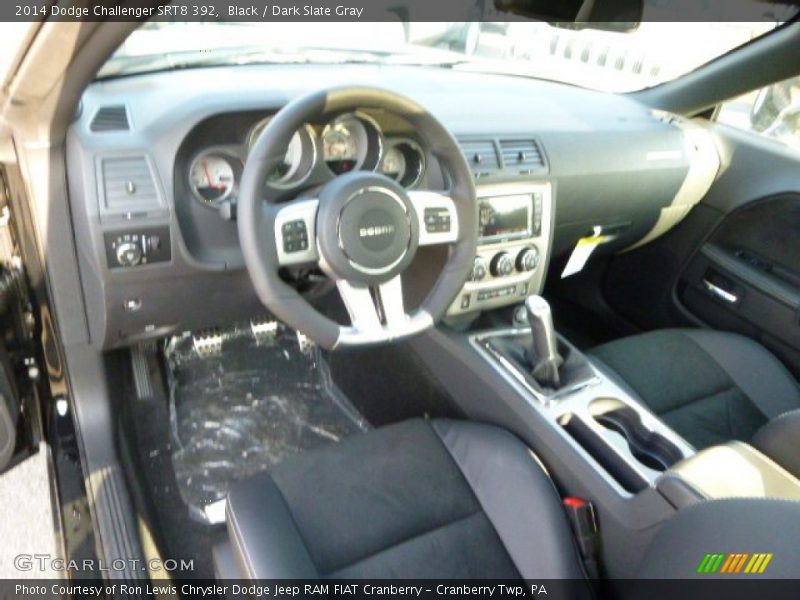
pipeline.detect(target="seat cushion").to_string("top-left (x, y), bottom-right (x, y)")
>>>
top-left (225, 419), bottom-right (586, 579)
top-left (589, 329), bottom-right (800, 450)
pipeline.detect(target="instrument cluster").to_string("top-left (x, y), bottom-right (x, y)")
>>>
top-left (187, 111), bottom-right (426, 208)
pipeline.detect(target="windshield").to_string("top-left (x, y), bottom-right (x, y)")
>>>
top-left (101, 18), bottom-right (793, 92)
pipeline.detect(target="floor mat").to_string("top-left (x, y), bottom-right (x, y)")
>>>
top-left (166, 323), bottom-right (368, 523)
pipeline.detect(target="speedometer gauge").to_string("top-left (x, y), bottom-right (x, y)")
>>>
top-left (322, 126), bottom-right (358, 174)
top-left (321, 113), bottom-right (383, 176)
top-left (381, 146), bottom-right (407, 181)
top-left (189, 151), bottom-right (238, 205)
top-left (380, 139), bottom-right (425, 188)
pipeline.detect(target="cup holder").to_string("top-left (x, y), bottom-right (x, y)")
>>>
top-left (589, 398), bottom-right (683, 471)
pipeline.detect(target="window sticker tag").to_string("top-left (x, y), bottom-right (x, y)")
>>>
top-left (561, 234), bottom-right (606, 278)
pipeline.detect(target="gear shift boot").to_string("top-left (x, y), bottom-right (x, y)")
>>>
top-left (488, 332), bottom-right (595, 396)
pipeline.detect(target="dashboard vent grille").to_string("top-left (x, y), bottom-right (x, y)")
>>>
top-left (457, 140), bottom-right (500, 177)
top-left (499, 139), bottom-right (546, 172)
top-left (100, 156), bottom-right (160, 214)
top-left (91, 106), bottom-right (130, 132)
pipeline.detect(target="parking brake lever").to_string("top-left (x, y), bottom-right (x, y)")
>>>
top-left (525, 295), bottom-right (564, 388)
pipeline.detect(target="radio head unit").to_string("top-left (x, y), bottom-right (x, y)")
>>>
top-left (478, 193), bottom-right (542, 244)
top-left (447, 183), bottom-right (552, 318)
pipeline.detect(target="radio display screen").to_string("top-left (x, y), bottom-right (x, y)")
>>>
top-left (478, 194), bottom-right (532, 242)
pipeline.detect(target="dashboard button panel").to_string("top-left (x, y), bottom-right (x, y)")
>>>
top-left (448, 182), bottom-right (553, 318)
top-left (104, 226), bottom-right (171, 269)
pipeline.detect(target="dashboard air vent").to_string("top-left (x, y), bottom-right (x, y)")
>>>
top-left (457, 140), bottom-right (500, 177)
top-left (499, 139), bottom-right (546, 172)
top-left (90, 105), bottom-right (130, 132)
top-left (100, 156), bottom-right (161, 216)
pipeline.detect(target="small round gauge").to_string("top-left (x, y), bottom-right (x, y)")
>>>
top-left (322, 126), bottom-right (359, 174)
top-left (381, 146), bottom-right (407, 181)
top-left (189, 151), bottom-right (238, 205)
top-left (380, 140), bottom-right (425, 188)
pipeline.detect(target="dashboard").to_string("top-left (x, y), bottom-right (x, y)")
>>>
top-left (186, 111), bottom-right (428, 210)
top-left (65, 64), bottom-right (719, 349)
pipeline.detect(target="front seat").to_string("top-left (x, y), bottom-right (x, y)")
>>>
top-left (588, 329), bottom-right (800, 451)
top-left (224, 419), bottom-right (587, 579)
top-left (223, 417), bottom-right (800, 583)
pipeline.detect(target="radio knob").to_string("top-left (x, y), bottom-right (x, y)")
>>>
top-left (490, 252), bottom-right (514, 277)
top-left (116, 241), bottom-right (143, 267)
top-left (516, 246), bottom-right (539, 272)
top-left (470, 256), bottom-right (488, 282)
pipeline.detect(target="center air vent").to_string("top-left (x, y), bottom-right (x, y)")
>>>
top-left (499, 139), bottom-right (546, 173)
top-left (457, 139), bottom-right (500, 177)
top-left (90, 105), bottom-right (130, 132)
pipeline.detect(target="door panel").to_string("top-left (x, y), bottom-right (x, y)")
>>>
top-left (604, 124), bottom-right (800, 378)
top-left (679, 194), bottom-right (800, 377)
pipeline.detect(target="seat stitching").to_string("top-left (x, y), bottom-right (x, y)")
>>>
top-left (322, 509), bottom-right (483, 577)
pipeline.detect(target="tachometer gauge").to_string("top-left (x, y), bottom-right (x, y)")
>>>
top-left (266, 130), bottom-right (303, 184)
top-left (189, 151), bottom-right (238, 205)
top-left (322, 126), bottom-right (359, 174)
top-left (248, 119), bottom-right (316, 188)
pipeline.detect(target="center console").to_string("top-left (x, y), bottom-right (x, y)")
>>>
top-left (447, 182), bottom-right (552, 316)
top-left (471, 297), bottom-right (696, 496)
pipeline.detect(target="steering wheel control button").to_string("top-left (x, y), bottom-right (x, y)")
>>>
top-left (516, 246), bottom-right (540, 272)
top-left (282, 219), bottom-right (309, 253)
top-left (490, 252), bottom-right (515, 277)
top-left (424, 207), bottom-right (452, 233)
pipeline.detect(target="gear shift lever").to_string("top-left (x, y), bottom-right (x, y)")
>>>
top-left (525, 295), bottom-right (564, 388)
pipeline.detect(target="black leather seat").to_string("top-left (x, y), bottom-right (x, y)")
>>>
top-left (589, 329), bottom-right (800, 451)
top-left (225, 419), bottom-right (586, 579)
top-left (223, 417), bottom-right (800, 582)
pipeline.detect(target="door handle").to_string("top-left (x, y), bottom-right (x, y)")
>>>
top-left (703, 279), bottom-right (739, 304)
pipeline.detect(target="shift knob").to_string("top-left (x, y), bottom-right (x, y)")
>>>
top-left (525, 295), bottom-right (563, 388)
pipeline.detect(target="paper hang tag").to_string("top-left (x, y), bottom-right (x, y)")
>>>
top-left (561, 234), bottom-right (606, 279)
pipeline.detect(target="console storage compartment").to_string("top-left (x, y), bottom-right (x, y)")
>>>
top-left (656, 442), bottom-right (800, 508)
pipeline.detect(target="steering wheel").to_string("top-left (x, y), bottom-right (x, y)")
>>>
top-left (238, 87), bottom-right (477, 349)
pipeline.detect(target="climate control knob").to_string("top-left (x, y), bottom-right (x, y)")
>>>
top-left (490, 252), bottom-right (514, 277)
top-left (516, 246), bottom-right (539, 272)
top-left (115, 241), bottom-right (143, 267)
top-left (470, 256), bottom-right (488, 282)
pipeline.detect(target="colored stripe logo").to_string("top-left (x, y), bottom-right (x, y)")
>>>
top-left (696, 553), bottom-right (773, 574)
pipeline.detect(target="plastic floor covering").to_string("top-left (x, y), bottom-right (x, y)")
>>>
top-left (165, 324), bottom-right (368, 523)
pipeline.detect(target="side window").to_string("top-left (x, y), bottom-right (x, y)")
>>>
top-left (717, 75), bottom-right (800, 152)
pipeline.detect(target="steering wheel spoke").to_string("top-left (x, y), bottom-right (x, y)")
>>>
top-left (335, 275), bottom-right (430, 345)
top-left (273, 198), bottom-right (319, 266)
top-left (409, 191), bottom-right (459, 246)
